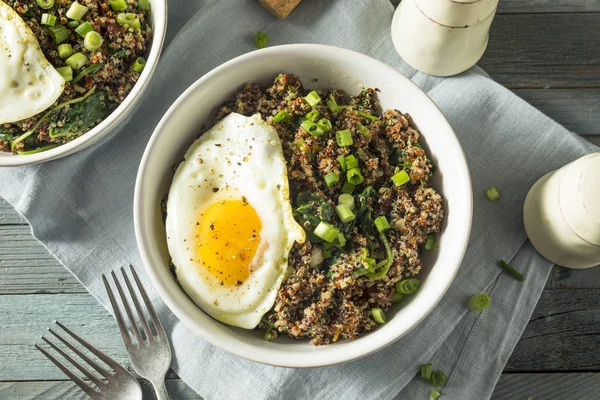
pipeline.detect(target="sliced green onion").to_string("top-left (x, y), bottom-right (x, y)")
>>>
top-left (486, 186), bottom-right (500, 201)
top-left (431, 370), bottom-right (446, 387)
top-left (374, 216), bottom-right (390, 233)
top-left (338, 155), bottom-right (347, 172)
top-left (371, 308), bottom-right (386, 324)
top-left (396, 278), bottom-right (421, 295)
top-left (365, 232), bottom-right (394, 280)
top-left (313, 221), bottom-right (339, 243)
top-left (327, 94), bottom-right (351, 113)
top-left (116, 13), bottom-right (141, 30)
top-left (254, 31), bottom-right (268, 49)
top-left (73, 62), bottom-right (104, 83)
top-left (356, 110), bottom-right (379, 121)
top-left (391, 292), bottom-right (404, 303)
top-left (336, 129), bottom-right (353, 147)
top-left (364, 257), bottom-right (376, 272)
top-left (358, 123), bottom-right (370, 135)
top-left (75, 21), bottom-right (93, 38)
top-left (301, 120), bottom-right (324, 137)
top-left (67, 20), bottom-right (80, 28)
top-left (430, 389), bottom-right (441, 400)
top-left (57, 43), bottom-right (73, 59)
top-left (56, 66), bottom-right (73, 82)
top-left (66, 1), bottom-right (89, 20)
top-left (344, 154), bottom-right (358, 169)
top-left (316, 118), bottom-right (332, 132)
top-left (335, 204), bottom-right (355, 223)
top-left (338, 193), bottom-right (355, 210)
top-left (65, 52), bottom-right (88, 70)
top-left (499, 260), bottom-right (524, 281)
top-left (305, 109), bottom-right (319, 121)
top-left (41, 13), bottom-right (57, 26)
top-left (109, 0), bottom-right (127, 11)
top-left (273, 110), bottom-right (291, 123)
top-left (84, 31), bottom-right (103, 51)
top-left (131, 57), bottom-right (146, 72)
top-left (36, 0), bottom-right (55, 9)
top-left (48, 25), bottom-right (69, 44)
top-left (391, 170), bottom-right (410, 186)
top-left (347, 167), bottom-right (363, 185)
top-left (324, 172), bottom-right (339, 187)
top-left (323, 249), bottom-right (333, 259)
top-left (335, 232), bottom-right (346, 248)
top-left (424, 233), bottom-right (437, 251)
top-left (138, 0), bottom-right (151, 10)
top-left (304, 90), bottom-right (321, 107)
top-left (341, 182), bottom-right (355, 194)
top-left (468, 293), bottom-right (490, 312)
top-left (421, 364), bottom-right (433, 381)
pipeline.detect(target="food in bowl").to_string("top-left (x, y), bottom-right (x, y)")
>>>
top-left (0, 0), bottom-right (152, 154)
top-left (166, 73), bottom-right (444, 345)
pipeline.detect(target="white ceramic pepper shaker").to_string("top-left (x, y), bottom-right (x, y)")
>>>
top-left (391, 0), bottom-right (499, 76)
top-left (524, 153), bottom-right (600, 269)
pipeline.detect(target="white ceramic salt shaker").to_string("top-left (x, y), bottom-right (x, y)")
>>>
top-left (523, 153), bottom-right (600, 269)
top-left (391, 0), bottom-right (499, 76)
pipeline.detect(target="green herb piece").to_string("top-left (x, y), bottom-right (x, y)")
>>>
top-left (424, 233), bottom-right (437, 251)
top-left (338, 193), bottom-right (355, 210)
top-left (58, 43), bottom-right (73, 59)
top-left (301, 120), bottom-right (324, 137)
top-left (40, 13), bottom-right (56, 26)
top-left (324, 172), bottom-right (339, 187)
top-left (486, 186), bottom-right (500, 201)
top-left (313, 221), bottom-right (339, 243)
top-left (391, 170), bottom-right (410, 186)
top-left (335, 204), bottom-right (355, 223)
top-left (37, 0), bottom-right (55, 9)
top-left (75, 21), bottom-right (93, 37)
top-left (374, 216), bottom-right (390, 233)
top-left (338, 155), bottom-right (347, 172)
top-left (116, 12), bottom-right (140, 30)
top-left (431, 370), bottom-right (445, 387)
top-left (73, 62), bottom-right (104, 83)
top-left (109, 0), bottom-right (127, 11)
top-left (316, 118), bottom-right (332, 132)
top-left (84, 31), bottom-right (103, 51)
top-left (304, 90), bottom-right (321, 107)
top-left (499, 260), bottom-right (524, 281)
top-left (273, 110), bottom-right (291, 123)
top-left (468, 293), bottom-right (490, 312)
top-left (65, 52), bottom-right (88, 70)
top-left (421, 364), bottom-right (433, 381)
top-left (430, 389), bottom-right (441, 400)
top-left (305, 109), bottom-right (319, 121)
top-left (371, 307), bottom-right (386, 324)
top-left (48, 25), bottom-right (69, 44)
top-left (391, 292), bottom-right (404, 303)
top-left (336, 129), bottom-right (353, 147)
top-left (254, 31), bottom-right (268, 48)
top-left (365, 232), bottom-right (394, 280)
top-left (356, 110), bottom-right (379, 121)
top-left (327, 94), bottom-right (351, 113)
top-left (346, 167), bottom-right (363, 185)
top-left (66, 1), bottom-right (88, 20)
top-left (56, 66), bottom-right (73, 82)
top-left (67, 20), bottom-right (80, 28)
top-left (49, 90), bottom-right (114, 138)
top-left (16, 144), bottom-right (58, 155)
top-left (341, 182), bottom-right (355, 194)
top-left (344, 154), bottom-right (358, 169)
top-left (138, 0), bottom-right (151, 10)
top-left (396, 278), bottom-right (421, 295)
top-left (131, 57), bottom-right (146, 73)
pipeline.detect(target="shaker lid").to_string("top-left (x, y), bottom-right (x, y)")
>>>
top-left (414, 0), bottom-right (499, 28)
top-left (560, 153), bottom-right (600, 246)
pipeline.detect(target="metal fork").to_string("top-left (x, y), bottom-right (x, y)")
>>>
top-left (34, 321), bottom-right (142, 400)
top-left (103, 265), bottom-right (172, 400)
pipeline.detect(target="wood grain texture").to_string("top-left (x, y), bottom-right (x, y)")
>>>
top-left (481, 14), bottom-right (600, 89)
top-left (498, 0), bottom-right (600, 14)
top-left (0, 200), bottom-right (24, 225)
top-left (492, 373), bottom-right (600, 400)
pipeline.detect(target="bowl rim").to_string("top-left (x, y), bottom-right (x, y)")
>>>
top-left (134, 43), bottom-right (473, 368)
top-left (0, 0), bottom-right (168, 167)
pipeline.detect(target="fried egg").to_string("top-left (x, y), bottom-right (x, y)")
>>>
top-left (0, 1), bottom-right (65, 124)
top-left (166, 113), bottom-right (305, 329)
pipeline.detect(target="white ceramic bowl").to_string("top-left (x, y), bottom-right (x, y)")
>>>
top-left (135, 44), bottom-right (473, 367)
top-left (0, 0), bottom-right (167, 167)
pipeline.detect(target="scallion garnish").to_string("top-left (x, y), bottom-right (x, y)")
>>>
top-left (75, 21), bottom-right (93, 38)
top-left (391, 170), bottom-right (410, 186)
top-left (335, 204), bottom-right (355, 223)
top-left (66, 1), bottom-right (89, 20)
top-left (56, 66), bottom-right (73, 82)
top-left (336, 129), bottom-right (353, 147)
top-left (84, 31), bottom-right (103, 51)
top-left (116, 12), bottom-right (141, 30)
top-left (304, 90), bottom-right (321, 107)
top-left (254, 31), bottom-right (268, 49)
top-left (305, 109), bottom-right (319, 121)
top-left (273, 110), bottom-right (291, 123)
top-left (338, 155), bottom-right (347, 172)
top-left (131, 57), bottom-right (146, 72)
top-left (67, 20), bottom-right (80, 28)
top-left (313, 221), bottom-right (339, 243)
top-left (468, 293), bottom-right (490, 312)
top-left (41, 13), bottom-right (57, 26)
top-left (324, 172), bottom-right (339, 187)
top-left (421, 364), bottom-right (433, 381)
top-left (344, 154), bottom-right (358, 169)
top-left (424, 233), bottom-right (437, 251)
top-left (48, 25), bottom-right (68, 44)
top-left (430, 389), bottom-right (441, 400)
top-left (396, 278), bottom-right (421, 295)
top-left (356, 110), bottom-right (379, 121)
top-left (371, 308), bottom-right (386, 324)
top-left (374, 216), bottom-right (391, 233)
top-left (316, 118), bottom-right (332, 132)
top-left (301, 120), bottom-right (325, 137)
top-left (346, 167), bottom-right (363, 185)
top-left (486, 186), bottom-right (500, 201)
top-left (138, 0), bottom-right (151, 10)
top-left (338, 193), bottom-right (355, 210)
top-left (109, 0), bottom-right (127, 11)
top-left (391, 292), bottom-right (404, 303)
top-left (36, 0), bottom-right (54, 9)
top-left (327, 94), bottom-right (351, 113)
top-left (57, 43), bottom-right (73, 59)
top-left (341, 182), bottom-right (355, 194)
top-left (431, 370), bottom-right (446, 387)
top-left (499, 260), bottom-right (524, 281)
top-left (65, 52), bottom-right (87, 70)
top-left (73, 62), bottom-right (104, 84)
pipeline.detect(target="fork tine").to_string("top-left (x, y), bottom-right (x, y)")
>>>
top-left (35, 343), bottom-right (100, 399)
top-left (103, 274), bottom-right (134, 347)
top-left (49, 325), bottom-right (112, 380)
top-left (111, 270), bottom-right (144, 345)
top-left (129, 265), bottom-right (167, 338)
top-left (121, 266), bottom-right (153, 341)
top-left (40, 336), bottom-right (105, 388)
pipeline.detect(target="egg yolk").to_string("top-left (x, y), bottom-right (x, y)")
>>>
top-left (195, 199), bottom-right (262, 286)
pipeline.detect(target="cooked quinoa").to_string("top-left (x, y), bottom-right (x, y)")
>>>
top-left (0, 0), bottom-right (152, 154)
top-left (213, 74), bottom-right (444, 346)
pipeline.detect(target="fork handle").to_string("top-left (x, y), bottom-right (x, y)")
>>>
top-left (152, 379), bottom-right (170, 400)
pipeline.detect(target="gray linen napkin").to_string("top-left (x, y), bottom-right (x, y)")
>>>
top-left (1, 1), bottom-right (597, 399)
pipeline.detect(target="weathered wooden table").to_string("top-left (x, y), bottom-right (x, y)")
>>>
top-left (1, 1), bottom-right (599, 399)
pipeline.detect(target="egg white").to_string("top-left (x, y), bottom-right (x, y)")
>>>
top-left (0, 1), bottom-right (65, 124)
top-left (166, 113), bottom-right (305, 329)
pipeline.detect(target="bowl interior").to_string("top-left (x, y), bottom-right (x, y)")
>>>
top-left (135, 44), bottom-right (472, 367)
top-left (0, 0), bottom-right (167, 166)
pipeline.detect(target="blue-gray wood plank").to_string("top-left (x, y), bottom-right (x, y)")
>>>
top-left (2, 3), bottom-right (600, 399)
